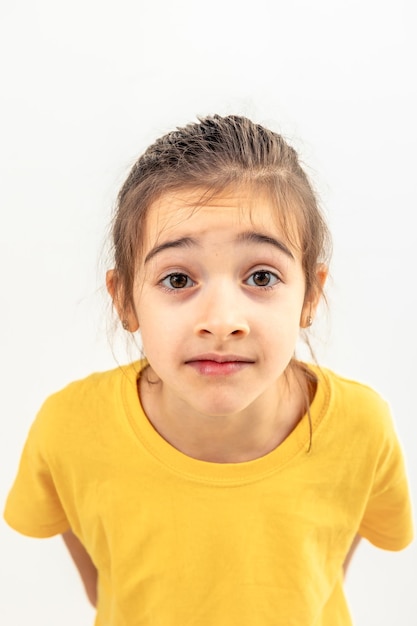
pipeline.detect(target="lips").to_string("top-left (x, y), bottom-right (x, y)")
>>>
top-left (185, 354), bottom-right (254, 376)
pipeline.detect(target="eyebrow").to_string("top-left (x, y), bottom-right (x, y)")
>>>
top-left (237, 231), bottom-right (295, 259)
top-left (144, 236), bottom-right (198, 264)
top-left (144, 230), bottom-right (295, 264)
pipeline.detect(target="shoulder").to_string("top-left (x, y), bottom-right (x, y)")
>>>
top-left (325, 367), bottom-right (388, 407)
top-left (317, 365), bottom-right (390, 413)
top-left (309, 364), bottom-right (397, 443)
top-left (45, 361), bottom-right (142, 404)
top-left (32, 361), bottom-right (143, 444)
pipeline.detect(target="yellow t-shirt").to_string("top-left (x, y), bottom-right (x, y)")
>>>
top-left (4, 362), bottom-right (413, 625)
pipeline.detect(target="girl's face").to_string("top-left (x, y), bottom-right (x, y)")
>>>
top-left (122, 188), bottom-right (324, 420)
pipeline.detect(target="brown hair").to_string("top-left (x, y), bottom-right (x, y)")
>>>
top-left (111, 114), bottom-right (331, 316)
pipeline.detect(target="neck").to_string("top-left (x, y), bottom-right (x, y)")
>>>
top-left (139, 364), bottom-right (312, 463)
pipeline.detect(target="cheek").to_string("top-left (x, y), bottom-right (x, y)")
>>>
top-left (264, 299), bottom-right (305, 350)
top-left (138, 301), bottom-right (180, 351)
top-left (269, 288), bottom-right (305, 325)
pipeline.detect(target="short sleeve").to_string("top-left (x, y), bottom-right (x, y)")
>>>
top-left (358, 406), bottom-right (414, 551)
top-left (4, 404), bottom-right (70, 538)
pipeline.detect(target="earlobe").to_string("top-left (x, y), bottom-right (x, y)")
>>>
top-left (106, 270), bottom-right (140, 332)
top-left (300, 306), bottom-right (314, 329)
top-left (300, 264), bottom-right (328, 328)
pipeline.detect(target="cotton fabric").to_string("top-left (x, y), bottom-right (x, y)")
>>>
top-left (4, 362), bottom-right (413, 625)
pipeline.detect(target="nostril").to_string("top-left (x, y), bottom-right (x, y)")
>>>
top-left (195, 320), bottom-right (250, 338)
top-left (198, 328), bottom-right (213, 336)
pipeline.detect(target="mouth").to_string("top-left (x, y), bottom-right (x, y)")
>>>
top-left (185, 354), bottom-right (254, 376)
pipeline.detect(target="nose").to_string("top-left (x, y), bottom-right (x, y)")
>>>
top-left (193, 282), bottom-right (250, 340)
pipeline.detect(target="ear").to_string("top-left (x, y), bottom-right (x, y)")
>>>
top-left (106, 269), bottom-right (139, 332)
top-left (300, 264), bottom-right (328, 328)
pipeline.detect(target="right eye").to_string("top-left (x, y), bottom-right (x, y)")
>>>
top-left (160, 273), bottom-right (194, 290)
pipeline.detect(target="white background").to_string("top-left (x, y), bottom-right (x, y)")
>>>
top-left (0, 1), bottom-right (416, 624)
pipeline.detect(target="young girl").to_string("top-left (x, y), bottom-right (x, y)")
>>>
top-left (4, 115), bottom-right (413, 625)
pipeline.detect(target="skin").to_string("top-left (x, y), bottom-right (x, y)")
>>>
top-left (63, 187), bottom-right (362, 605)
top-left (62, 529), bottom-right (97, 607)
top-left (109, 188), bottom-right (327, 463)
top-left (343, 534), bottom-right (362, 576)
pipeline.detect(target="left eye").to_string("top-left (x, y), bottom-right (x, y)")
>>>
top-left (246, 271), bottom-right (279, 287)
top-left (160, 273), bottom-right (194, 289)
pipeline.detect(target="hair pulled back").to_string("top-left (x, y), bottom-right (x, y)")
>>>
top-left (111, 114), bottom-right (331, 315)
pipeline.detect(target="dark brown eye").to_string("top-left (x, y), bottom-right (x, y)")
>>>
top-left (165, 273), bottom-right (190, 289)
top-left (252, 271), bottom-right (272, 286)
top-left (246, 271), bottom-right (279, 288)
top-left (253, 271), bottom-right (270, 286)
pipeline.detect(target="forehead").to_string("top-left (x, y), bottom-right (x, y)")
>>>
top-left (142, 187), bottom-right (301, 253)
